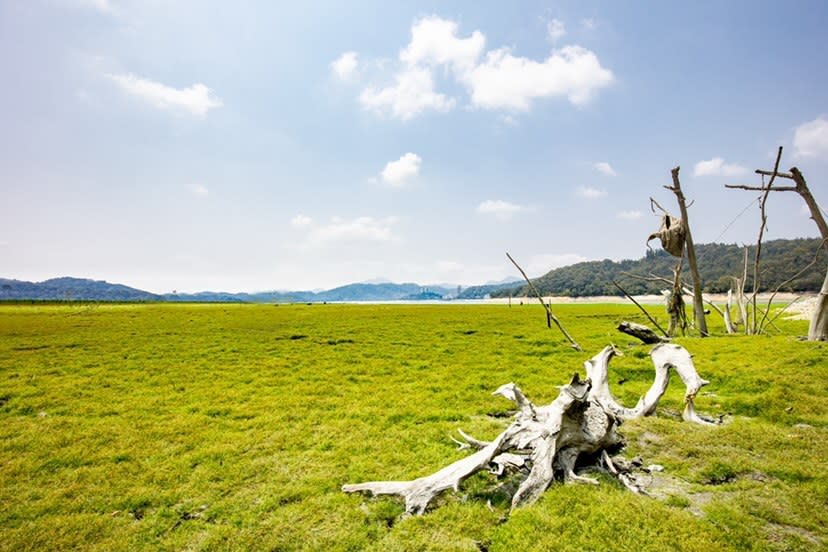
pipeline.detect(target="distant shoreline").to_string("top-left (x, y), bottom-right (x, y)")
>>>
top-left (2, 292), bottom-right (809, 306)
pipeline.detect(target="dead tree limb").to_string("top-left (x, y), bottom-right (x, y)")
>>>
top-left (664, 167), bottom-right (708, 336)
top-left (618, 321), bottom-right (669, 344)
top-left (506, 252), bottom-right (582, 351)
top-left (611, 280), bottom-right (669, 337)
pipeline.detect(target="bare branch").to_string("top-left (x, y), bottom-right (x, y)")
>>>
top-left (750, 146), bottom-right (784, 332)
top-left (611, 280), bottom-right (669, 337)
top-left (506, 252), bottom-right (582, 351)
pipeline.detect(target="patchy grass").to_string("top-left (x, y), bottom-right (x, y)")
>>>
top-left (0, 303), bottom-right (825, 551)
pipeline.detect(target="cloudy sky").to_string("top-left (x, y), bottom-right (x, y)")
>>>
top-left (2, 1), bottom-right (827, 293)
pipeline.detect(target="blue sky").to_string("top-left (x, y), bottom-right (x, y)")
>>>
top-left (2, 0), bottom-right (827, 293)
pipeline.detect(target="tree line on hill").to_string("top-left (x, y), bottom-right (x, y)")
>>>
top-left (491, 238), bottom-right (826, 298)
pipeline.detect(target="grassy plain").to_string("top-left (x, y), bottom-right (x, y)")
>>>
top-left (0, 302), bottom-right (826, 551)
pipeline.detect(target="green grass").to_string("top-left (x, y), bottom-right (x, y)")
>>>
top-left (0, 303), bottom-right (825, 551)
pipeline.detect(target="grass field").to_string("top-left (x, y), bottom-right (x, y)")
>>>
top-left (0, 303), bottom-right (826, 551)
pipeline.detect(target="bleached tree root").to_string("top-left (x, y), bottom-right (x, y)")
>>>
top-left (584, 343), bottom-right (719, 425)
top-left (343, 344), bottom-right (719, 516)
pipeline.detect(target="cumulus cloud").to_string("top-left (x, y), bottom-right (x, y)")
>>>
top-left (594, 162), bottom-right (616, 176)
top-left (357, 16), bottom-right (613, 120)
top-left (462, 45), bottom-right (614, 110)
top-left (617, 210), bottom-right (642, 220)
top-left (546, 19), bottom-right (566, 42)
top-left (331, 51), bottom-right (358, 79)
top-left (577, 186), bottom-right (607, 199)
top-left (793, 117), bottom-right (828, 159)
top-left (476, 199), bottom-right (523, 219)
top-left (290, 214), bottom-right (312, 227)
top-left (108, 73), bottom-right (222, 116)
top-left (359, 67), bottom-right (455, 120)
top-left (693, 157), bottom-right (748, 177)
top-left (401, 16), bottom-right (485, 71)
top-left (307, 216), bottom-right (399, 246)
top-left (381, 153), bottom-right (422, 187)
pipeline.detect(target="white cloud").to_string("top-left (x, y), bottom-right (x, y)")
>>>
top-left (108, 73), bottom-right (222, 117)
top-left (401, 16), bottom-right (485, 71)
top-left (381, 153), bottom-right (422, 187)
top-left (359, 67), bottom-right (455, 120)
top-left (793, 117), bottom-right (828, 159)
top-left (290, 214), bottom-right (312, 227)
top-left (617, 210), bottom-right (642, 220)
top-left (582, 18), bottom-right (596, 30)
top-left (331, 51), bottom-right (358, 79)
top-left (307, 216), bottom-right (399, 246)
top-left (462, 45), bottom-right (614, 110)
top-left (577, 186), bottom-right (607, 199)
top-left (547, 19), bottom-right (566, 42)
top-left (477, 199), bottom-right (523, 220)
top-left (527, 253), bottom-right (588, 276)
top-left (357, 16), bottom-right (613, 120)
top-left (693, 157), bottom-right (748, 177)
top-left (189, 183), bottom-right (208, 196)
top-left (594, 162), bottom-right (616, 176)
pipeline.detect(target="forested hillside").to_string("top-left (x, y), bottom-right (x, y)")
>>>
top-left (492, 238), bottom-right (826, 298)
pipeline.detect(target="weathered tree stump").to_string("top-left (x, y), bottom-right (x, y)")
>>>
top-left (343, 343), bottom-right (717, 516)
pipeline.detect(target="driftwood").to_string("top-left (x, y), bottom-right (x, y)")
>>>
top-left (618, 321), bottom-right (669, 344)
top-left (343, 342), bottom-right (717, 517)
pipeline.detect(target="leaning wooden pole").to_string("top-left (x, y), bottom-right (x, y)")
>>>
top-left (665, 167), bottom-right (708, 336)
top-left (506, 252), bottom-right (582, 351)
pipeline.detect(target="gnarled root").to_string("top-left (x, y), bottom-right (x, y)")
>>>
top-left (343, 343), bottom-right (718, 517)
top-left (585, 343), bottom-right (719, 425)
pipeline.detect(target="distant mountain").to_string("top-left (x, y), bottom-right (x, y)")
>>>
top-left (491, 238), bottom-right (826, 298)
top-left (1, 278), bottom-right (454, 303)
top-left (0, 277), bottom-right (161, 301)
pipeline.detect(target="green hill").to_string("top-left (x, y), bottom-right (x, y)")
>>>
top-left (492, 237), bottom-right (826, 298)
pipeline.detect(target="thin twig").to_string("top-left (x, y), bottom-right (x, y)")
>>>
top-left (506, 252), bottom-right (583, 351)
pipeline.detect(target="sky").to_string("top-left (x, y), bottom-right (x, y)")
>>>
top-left (1, 0), bottom-right (827, 293)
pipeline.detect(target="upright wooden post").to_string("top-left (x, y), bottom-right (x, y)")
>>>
top-left (666, 166), bottom-right (708, 336)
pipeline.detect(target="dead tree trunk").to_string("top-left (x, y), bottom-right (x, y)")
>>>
top-left (666, 167), bottom-right (708, 336)
top-left (343, 343), bottom-right (717, 517)
top-left (726, 161), bottom-right (828, 340)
